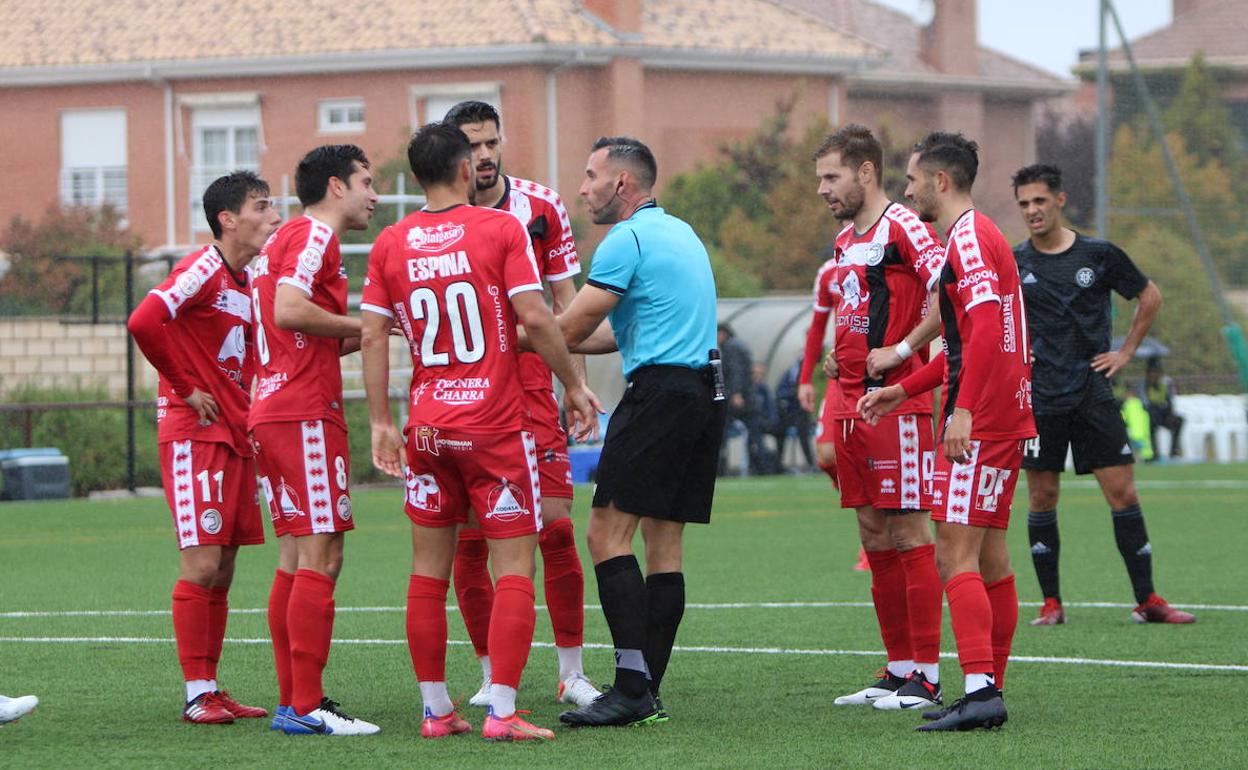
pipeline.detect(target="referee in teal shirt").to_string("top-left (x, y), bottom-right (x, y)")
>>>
top-left (556, 136), bottom-right (723, 728)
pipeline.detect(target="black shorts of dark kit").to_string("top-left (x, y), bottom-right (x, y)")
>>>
top-left (1022, 398), bottom-right (1134, 475)
top-left (591, 365), bottom-right (727, 524)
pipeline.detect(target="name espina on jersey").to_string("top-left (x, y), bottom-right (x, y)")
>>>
top-left (406, 251), bottom-right (473, 282)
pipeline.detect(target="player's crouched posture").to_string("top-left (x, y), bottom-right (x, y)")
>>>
top-left (361, 122), bottom-right (600, 742)
top-left (861, 133), bottom-right (1035, 732)
top-left (128, 171), bottom-right (279, 724)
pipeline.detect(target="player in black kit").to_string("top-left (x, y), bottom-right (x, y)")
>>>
top-left (1011, 164), bottom-right (1194, 626)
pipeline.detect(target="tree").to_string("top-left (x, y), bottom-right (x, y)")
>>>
top-left (0, 205), bottom-right (144, 316)
top-left (1036, 109), bottom-right (1095, 229)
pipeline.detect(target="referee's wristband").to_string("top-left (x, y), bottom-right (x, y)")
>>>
top-left (895, 339), bottom-right (914, 360)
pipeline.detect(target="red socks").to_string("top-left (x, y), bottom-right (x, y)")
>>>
top-left (945, 571), bottom-right (994, 676)
top-left (172, 579), bottom-right (212, 682)
top-left (453, 532), bottom-right (494, 658)
top-left (267, 570), bottom-right (295, 706)
top-left (985, 574), bottom-right (1018, 690)
top-left (489, 575), bottom-right (537, 689)
top-left (287, 569), bottom-right (336, 715)
top-left (405, 575), bottom-right (450, 682)
top-left (206, 585), bottom-right (230, 680)
top-left (539, 518), bottom-right (584, 648)
top-left (865, 549), bottom-right (913, 662)
top-left (900, 544), bottom-right (942, 667)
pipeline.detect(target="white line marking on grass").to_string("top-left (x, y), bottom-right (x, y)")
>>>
top-left (2, 636), bottom-right (1245, 673)
top-left (5, 599), bottom-right (1247, 620)
top-left (1064, 479), bottom-right (1248, 490)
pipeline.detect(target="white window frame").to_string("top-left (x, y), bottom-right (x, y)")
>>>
top-left (59, 108), bottom-right (128, 217)
top-left (409, 82), bottom-right (501, 127)
top-left (189, 105), bottom-right (262, 237)
top-left (318, 98), bottom-right (366, 134)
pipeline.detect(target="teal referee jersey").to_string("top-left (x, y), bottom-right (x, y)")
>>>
top-left (586, 203), bottom-right (717, 378)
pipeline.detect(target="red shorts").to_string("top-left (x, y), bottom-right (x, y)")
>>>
top-left (930, 438), bottom-right (1026, 529)
top-left (160, 440), bottom-right (264, 550)
top-left (832, 414), bottom-right (936, 510)
top-left (404, 426), bottom-right (542, 539)
top-left (814, 396), bottom-right (837, 443)
top-left (525, 388), bottom-right (573, 499)
top-left (252, 420), bottom-right (354, 538)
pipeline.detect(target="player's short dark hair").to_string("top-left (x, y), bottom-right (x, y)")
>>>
top-left (913, 131), bottom-right (979, 192)
top-left (592, 136), bottom-right (658, 189)
top-left (202, 170), bottom-right (269, 239)
top-left (295, 144), bottom-right (370, 207)
top-left (813, 124), bottom-right (884, 176)
top-left (407, 122), bottom-right (472, 188)
top-left (442, 100), bottom-right (501, 130)
top-left (1012, 163), bottom-right (1063, 195)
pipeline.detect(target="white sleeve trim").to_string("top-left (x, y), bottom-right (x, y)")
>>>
top-left (812, 301), bottom-right (831, 313)
top-left (545, 265), bottom-right (581, 282)
top-left (507, 283), bottom-right (544, 298)
top-left (964, 293), bottom-right (1001, 311)
top-left (926, 273), bottom-right (940, 292)
top-left (360, 302), bottom-right (394, 318)
top-left (151, 289), bottom-right (179, 319)
top-left (276, 276), bottom-right (314, 297)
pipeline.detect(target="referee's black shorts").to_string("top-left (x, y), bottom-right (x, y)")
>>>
top-left (1022, 397), bottom-right (1134, 475)
top-left (592, 364), bottom-right (727, 524)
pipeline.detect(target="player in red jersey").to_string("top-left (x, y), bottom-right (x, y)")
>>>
top-left (249, 145), bottom-right (380, 736)
top-left (801, 126), bottom-right (946, 711)
top-left (441, 101), bottom-right (599, 708)
top-left (861, 132), bottom-right (1035, 732)
top-left (128, 171), bottom-right (279, 725)
top-left (361, 121), bottom-right (599, 741)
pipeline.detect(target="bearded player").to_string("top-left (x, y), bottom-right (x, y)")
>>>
top-left (861, 132), bottom-right (1035, 731)
top-left (803, 125), bottom-right (946, 711)
top-left (442, 100), bottom-right (600, 708)
top-left (128, 171), bottom-right (279, 724)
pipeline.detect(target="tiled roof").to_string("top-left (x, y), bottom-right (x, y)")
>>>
top-left (779, 0), bottom-right (1067, 86)
top-left (1086, 0), bottom-right (1248, 69)
top-left (0, 0), bottom-right (879, 72)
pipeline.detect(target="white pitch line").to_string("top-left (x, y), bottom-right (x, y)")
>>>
top-left (1063, 479), bottom-right (1248, 489)
top-left (1, 635), bottom-right (1245, 673)
top-left (4, 599), bottom-right (1247, 620)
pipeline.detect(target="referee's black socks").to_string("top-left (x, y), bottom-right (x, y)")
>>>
top-left (1027, 509), bottom-right (1061, 602)
top-left (1111, 504), bottom-right (1155, 604)
top-left (645, 572), bottom-right (685, 698)
top-left (594, 555), bottom-right (651, 698)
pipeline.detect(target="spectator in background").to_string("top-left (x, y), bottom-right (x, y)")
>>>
top-left (717, 323), bottom-right (753, 422)
top-left (746, 363), bottom-right (779, 475)
top-left (774, 357), bottom-right (816, 472)
top-left (1139, 358), bottom-right (1184, 460)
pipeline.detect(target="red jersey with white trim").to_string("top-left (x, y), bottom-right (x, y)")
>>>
top-left (248, 215), bottom-right (349, 430)
top-left (823, 203), bottom-right (943, 417)
top-left (494, 176), bottom-right (581, 392)
top-left (145, 245), bottom-right (254, 455)
top-left (362, 204), bottom-right (544, 433)
top-left (935, 210), bottom-right (1034, 440)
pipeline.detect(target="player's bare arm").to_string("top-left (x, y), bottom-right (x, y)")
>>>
top-left (1091, 280), bottom-right (1162, 378)
top-left (513, 290), bottom-right (604, 441)
top-left (798, 351), bottom-right (838, 413)
top-left (360, 309), bottom-right (404, 479)
top-left (857, 384), bottom-right (907, 425)
top-left (274, 283), bottom-right (363, 338)
top-left (866, 290), bottom-right (941, 378)
top-left (549, 276), bottom-right (590, 379)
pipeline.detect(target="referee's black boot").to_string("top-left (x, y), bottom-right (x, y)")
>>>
top-left (559, 686), bottom-right (660, 728)
top-left (915, 686), bottom-right (1007, 732)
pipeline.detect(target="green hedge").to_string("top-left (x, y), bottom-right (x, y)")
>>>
top-left (0, 386), bottom-right (400, 496)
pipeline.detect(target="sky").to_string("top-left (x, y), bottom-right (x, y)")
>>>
top-left (872, 0), bottom-right (1173, 78)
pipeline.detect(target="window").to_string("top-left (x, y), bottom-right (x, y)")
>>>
top-left (190, 106), bottom-right (261, 234)
top-left (409, 83), bottom-right (501, 126)
top-left (60, 109), bottom-right (128, 214)
top-left (318, 99), bottom-right (365, 133)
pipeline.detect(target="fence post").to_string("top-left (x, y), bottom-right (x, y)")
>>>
top-left (91, 256), bottom-right (101, 324)
top-left (125, 250), bottom-right (136, 493)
